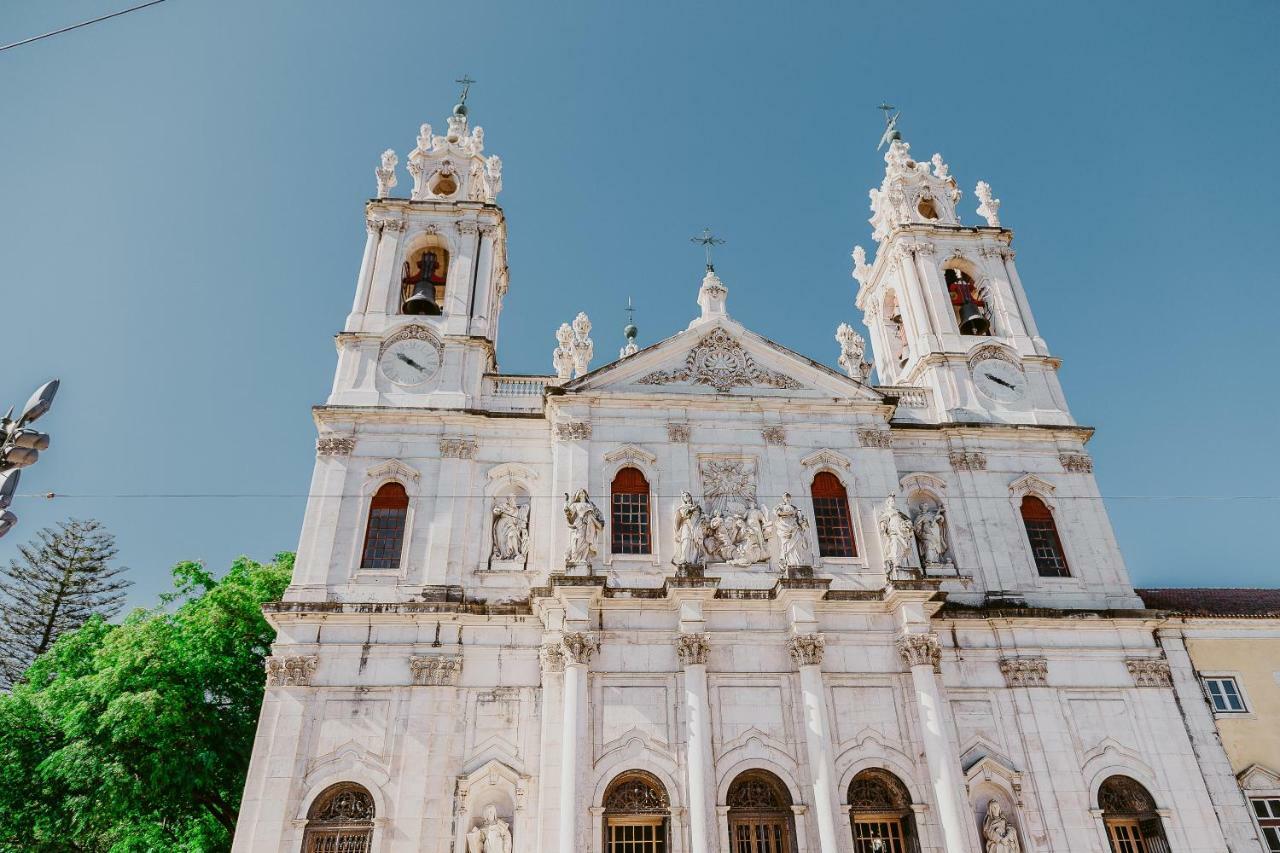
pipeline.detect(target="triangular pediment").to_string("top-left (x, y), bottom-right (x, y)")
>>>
top-left (565, 318), bottom-right (882, 401)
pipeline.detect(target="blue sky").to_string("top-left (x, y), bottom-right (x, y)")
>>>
top-left (2, 0), bottom-right (1278, 608)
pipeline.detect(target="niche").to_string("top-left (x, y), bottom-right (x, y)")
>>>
top-left (945, 266), bottom-right (991, 336)
top-left (401, 245), bottom-right (450, 316)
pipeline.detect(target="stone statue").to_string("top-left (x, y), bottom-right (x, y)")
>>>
top-left (553, 323), bottom-right (574, 380)
top-left (563, 490), bottom-right (604, 568)
top-left (672, 491), bottom-right (706, 570)
top-left (836, 323), bottom-right (872, 381)
top-left (731, 503), bottom-right (772, 566)
top-left (375, 148), bottom-right (397, 198)
top-left (982, 800), bottom-right (1020, 853)
top-left (491, 496), bottom-right (529, 561)
top-left (466, 804), bottom-right (513, 853)
top-left (571, 312), bottom-right (594, 378)
top-left (912, 502), bottom-right (950, 567)
top-left (976, 181), bottom-right (1002, 227)
top-left (485, 155), bottom-right (503, 198)
top-left (877, 494), bottom-right (916, 571)
top-left (773, 493), bottom-right (813, 569)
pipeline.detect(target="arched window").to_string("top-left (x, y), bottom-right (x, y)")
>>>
top-left (361, 482), bottom-right (408, 569)
top-left (1020, 496), bottom-right (1069, 577)
top-left (1098, 775), bottom-right (1170, 853)
top-left (611, 467), bottom-right (651, 555)
top-left (400, 246), bottom-right (449, 315)
top-left (727, 770), bottom-right (797, 853)
top-left (945, 267), bottom-right (991, 336)
top-left (811, 472), bottom-right (856, 558)
top-left (603, 771), bottom-right (669, 853)
top-left (849, 769), bottom-right (918, 853)
top-left (301, 783), bottom-right (374, 853)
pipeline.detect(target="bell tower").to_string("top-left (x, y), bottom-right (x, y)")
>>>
top-left (330, 82), bottom-right (508, 409)
top-left (853, 117), bottom-right (1070, 425)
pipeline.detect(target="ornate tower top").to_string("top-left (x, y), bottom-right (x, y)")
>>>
top-left (868, 135), bottom-right (962, 242)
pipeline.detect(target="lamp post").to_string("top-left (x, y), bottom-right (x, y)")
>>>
top-left (0, 379), bottom-right (60, 538)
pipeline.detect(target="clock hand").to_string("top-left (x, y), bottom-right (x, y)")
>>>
top-left (984, 372), bottom-right (1017, 390)
top-left (396, 352), bottom-right (425, 371)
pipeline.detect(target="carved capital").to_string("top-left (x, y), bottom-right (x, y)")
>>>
top-left (787, 633), bottom-right (825, 668)
top-left (675, 633), bottom-right (711, 667)
top-left (1059, 452), bottom-right (1093, 473)
top-left (539, 642), bottom-right (566, 673)
top-left (456, 220), bottom-right (480, 235)
top-left (561, 632), bottom-right (599, 665)
top-left (897, 633), bottom-right (941, 670)
top-left (667, 423), bottom-right (690, 443)
top-left (410, 654), bottom-right (462, 686)
top-left (265, 655), bottom-right (317, 687)
top-left (857, 428), bottom-right (892, 449)
top-left (317, 435), bottom-right (355, 456)
top-left (555, 422), bottom-right (592, 441)
top-left (949, 450), bottom-right (987, 471)
top-left (999, 657), bottom-right (1048, 687)
top-left (1126, 657), bottom-right (1172, 688)
top-left (902, 241), bottom-right (935, 257)
top-left (761, 426), bottom-right (787, 446)
top-left (477, 222), bottom-right (498, 236)
top-left (440, 437), bottom-right (477, 459)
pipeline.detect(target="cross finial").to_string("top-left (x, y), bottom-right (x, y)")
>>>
top-left (625, 297), bottom-right (636, 326)
top-left (690, 227), bottom-right (726, 271)
top-left (456, 74), bottom-right (476, 104)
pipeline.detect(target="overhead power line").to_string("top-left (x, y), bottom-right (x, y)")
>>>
top-left (13, 492), bottom-right (1280, 502)
top-left (0, 0), bottom-right (168, 53)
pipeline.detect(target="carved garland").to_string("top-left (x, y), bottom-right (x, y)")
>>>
top-left (1126, 658), bottom-right (1172, 688)
top-left (379, 324), bottom-right (444, 360)
top-left (636, 328), bottom-right (804, 393)
top-left (265, 655), bottom-right (317, 687)
top-left (965, 344), bottom-right (1022, 371)
top-left (999, 657), bottom-right (1049, 688)
top-left (857, 429), bottom-right (892, 449)
top-left (317, 435), bottom-right (355, 456)
top-left (440, 437), bottom-right (477, 459)
top-left (309, 786), bottom-right (375, 823)
top-left (949, 451), bottom-right (988, 471)
top-left (410, 655), bottom-right (462, 686)
top-left (603, 773), bottom-right (670, 814)
top-left (1059, 452), bottom-right (1093, 473)
top-left (555, 422), bottom-right (592, 441)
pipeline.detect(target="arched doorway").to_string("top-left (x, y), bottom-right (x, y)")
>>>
top-left (848, 769), bottom-right (919, 853)
top-left (1098, 775), bottom-right (1171, 853)
top-left (603, 771), bottom-right (670, 853)
top-left (726, 770), bottom-right (797, 853)
top-left (300, 782), bottom-right (375, 853)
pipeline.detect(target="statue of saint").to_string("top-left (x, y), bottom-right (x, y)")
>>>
top-left (877, 494), bottom-right (916, 570)
top-left (773, 493), bottom-right (813, 569)
top-left (982, 800), bottom-right (1020, 853)
top-left (466, 804), bottom-right (513, 853)
top-left (563, 490), bottom-right (604, 567)
top-left (672, 492), bottom-right (706, 569)
top-left (729, 503), bottom-right (772, 566)
top-left (491, 496), bottom-right (529, 561)
top-left (912, 502), bottom-right (950, 566)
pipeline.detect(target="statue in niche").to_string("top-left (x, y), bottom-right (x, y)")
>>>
top-left (673, 491), bottom-right (707, 570)
top-left (912, 501), bottom-right (951, 567)
top-left (401, 249), bottom-right (448, 315)
top-left (773, 493), bottom-right (813, 570)
top-left (563, 490), bottom-right (604, 568)
top-left (491, 496), bottom-right (530, 561)
top-left (878, 494), bottom-right (917, 571)
top-left (466, 804), bottom-right (513, 853)
top-left (982, 800), bottom-right (1020, 853)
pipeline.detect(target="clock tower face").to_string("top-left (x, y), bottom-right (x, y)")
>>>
top-left (972, 357), bottom-right (1026, 403)
top-left (379, 338), bottom-right (441, 387)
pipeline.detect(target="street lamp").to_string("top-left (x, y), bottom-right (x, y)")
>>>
top-left (0, 379), bottom-right (59, 539)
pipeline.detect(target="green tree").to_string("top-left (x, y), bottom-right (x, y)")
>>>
top-left (0, 518), bottom-right (131, 689)
top-left (0, 552), bottom-right (294, 853)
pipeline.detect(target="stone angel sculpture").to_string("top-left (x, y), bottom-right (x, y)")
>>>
top-left (466, 805), bottom-right (513, 853)
top-left (982, 800), bottom-right (1020, 853)
top-left (563, 489), bottom-right (604, 568)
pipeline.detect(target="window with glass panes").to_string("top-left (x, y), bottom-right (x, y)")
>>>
top-left (1020, 496), bottom-right (1069, 577)
top-left (611, 467), bottom-right (651, 554)
top-left (1253, 798), bottom-right (1280, 852)
top-left (361, 482), bottom-right (409, 569)
top-left (811, 472), bottom-right (856, 558)
top-left (1203, 676), bottom-right (1247, 713)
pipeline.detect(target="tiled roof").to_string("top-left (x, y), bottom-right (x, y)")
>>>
top-left (1137, 588), bottom-right (1280, 618)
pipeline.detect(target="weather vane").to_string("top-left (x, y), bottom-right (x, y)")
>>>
top-left (625, 297), bottom-right (636, 326)
top-left (456, 74), bottom-right (476, 105)
top-left (690, 227), bottom-right (726, 271)
top-left (877, 102), bottom-right (901, 151)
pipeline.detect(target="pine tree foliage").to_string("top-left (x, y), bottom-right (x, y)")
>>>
top-left (0, 518), bottom-right (131, 689)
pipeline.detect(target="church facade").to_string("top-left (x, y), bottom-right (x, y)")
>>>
top-left (230, 97), bottom-right (1265, 853)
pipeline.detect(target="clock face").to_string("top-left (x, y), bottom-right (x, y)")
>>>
top-left (972, 358), bottom-right (1026, 403)
top-left (380, 338), bottom-right (441, 387)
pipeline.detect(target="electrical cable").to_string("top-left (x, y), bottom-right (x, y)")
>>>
top-left (0, 0), bottom-right (168, 53)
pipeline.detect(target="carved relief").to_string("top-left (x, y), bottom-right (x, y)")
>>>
top-left (380, 324), bottom-right (444, 358)
top-left (667, 423), bottom-right (691, 443)
top-left (265, 655), bottom-right (317, 687)
top-left (555, 422), bottom-right (592, 441)
top-left (858, 428), bottom-right (892, 449)
top-left (539, 642), bottom-right (566, 673)
top-left (410, 655), bottom-right (462, 686)
top-left (316, 435), bottom-right (355, 456)
top-left (761, 426), bottom-right (787, 445)
top-left (675, 633), bottom-right (711, 666)
top-left (1126, 658), bottom-right (1172, 688)
top-left (897, 633), bottom-right (941, 670)
top-left (950, 451), bottom-right (988, 471)
top-left (440, 438), bottom-right (477, 459)
top-left (636, 328), bottom-right (804, 393)
top-left (561, 632), bottom-right (599, 665)
top-left (999, 657), bottom-right (1048, 688)
top-left (787, 633), bottom-right (825, 667)
top-left (965, 344), bottom-right (1021, 371)
top-left (692, 458), bottom-right (774, 567)
top-left (1059, 452), bottom-right (1093, 473)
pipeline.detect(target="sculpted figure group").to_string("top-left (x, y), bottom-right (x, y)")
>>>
top-left (672, 491), bottom-right (812, 571)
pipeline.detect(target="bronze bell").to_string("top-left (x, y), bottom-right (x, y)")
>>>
top-left (402, 282), bottom-right (442, 316)
top-left (957, 301), bottom-right (990, 336)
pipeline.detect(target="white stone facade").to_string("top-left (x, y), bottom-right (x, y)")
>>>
top-left (231, 107), bottom-right (1262, 853)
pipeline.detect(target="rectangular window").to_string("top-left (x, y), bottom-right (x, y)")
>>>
top-left (1253, 798), bottom-right (1280, 852)
top-left (361, 506), bottom-right (407, 569)
top-left (607, 818), bottom-right (666, 852)
top-left (853, 818), bottom-right (906, 853)
top-left (611, 492), bottom-right (651, 554)
top-left (813, 496), bottom-right (857, 558)
top-left (1203, 676), bottom-right (1247, 713)
top-left (1025, 519), bottom-right (1070, 577)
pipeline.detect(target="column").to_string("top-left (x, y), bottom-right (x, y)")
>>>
top-left (559, 632), bottom-right (597, 853)
top-left (292, 442), bottom-right (353, 590)
top-left (537, 642), bottom-right (567, 853)
top-left (364, 218), bottom-right (404, 326)
top-left (898, 632), bottom-right (974, 853)
top-left (344, 218), bottom-right (381, 329)
top-left (894, 247), bottom-right (936, 353)
top-left (788, 633), bottom-right (843, 853)
top-left (677, 633), bottom-right (714, 853)
top-left (468, 225), bottom-right (497, 337)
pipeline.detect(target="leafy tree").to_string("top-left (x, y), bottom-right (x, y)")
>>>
top-left (0, 552), bottom-right (294, 853)
top-left (0, 518), bottom-right (131, 689)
